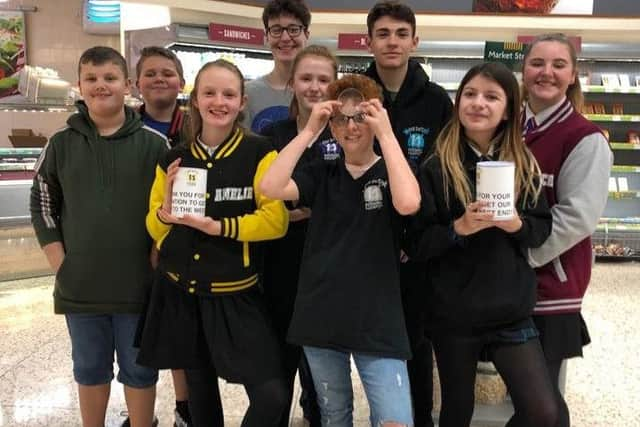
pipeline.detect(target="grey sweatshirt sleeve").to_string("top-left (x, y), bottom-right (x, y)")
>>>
top-left (528, 133), bottom-right (612, 267)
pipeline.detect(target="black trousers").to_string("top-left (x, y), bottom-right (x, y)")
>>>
top-left (262, 271), bottom-right (320, 427)
top-left (401, 262), bottom-right (434, 427)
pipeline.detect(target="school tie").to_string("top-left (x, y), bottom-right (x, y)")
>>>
top-left (523, 117), bottom-right (537, 135)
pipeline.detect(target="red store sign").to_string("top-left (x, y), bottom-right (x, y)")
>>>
top-left (209, 23), bottom-right (265, 46)
top-left (338, 33), bottom-right (369, 50)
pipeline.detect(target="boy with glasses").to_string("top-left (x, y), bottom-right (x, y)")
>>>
top-left (363, 2), bottom-right (453, 427)
top-left (243, 0), bottom-right (310, 134)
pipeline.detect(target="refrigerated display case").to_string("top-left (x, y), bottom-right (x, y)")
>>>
top-left (125, 23), bottom-right (275, 94)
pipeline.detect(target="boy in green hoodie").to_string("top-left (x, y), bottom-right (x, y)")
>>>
top-left (30, 46), bottom-right (168, 427)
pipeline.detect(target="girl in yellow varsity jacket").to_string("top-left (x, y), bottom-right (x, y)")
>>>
top-left (137, 60), bottom-right (289, 427)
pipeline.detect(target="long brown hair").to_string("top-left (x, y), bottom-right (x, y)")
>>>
top-left (189, 59), bottom-right (245, 139)
top-left (522, 33), bottom-right (583, 111)
top-left (288, 45), bottom-right (338, 118)
top-left (435, 62), bottom-right (541, 208)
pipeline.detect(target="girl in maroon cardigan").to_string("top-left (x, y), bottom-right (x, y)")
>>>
top-left (522, 33), bottom-right (612, 426)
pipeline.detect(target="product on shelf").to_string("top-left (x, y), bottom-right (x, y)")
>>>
top-left (612, 103), bottom-right (624, 115)
top-left (593, 242), bottom-right (634, 257)
top-left (582, 103), bottom-right (594, 114)
top-left (628, 130), bottom-right (640, 144)
top-left (601, 74), bottom-right (620, 88)
top-left (18, 65), bottom-right (71, 105)
top-left (618, 74), bottom-right (631, 88)
top-left (593, 103), bottom-right (606, 114)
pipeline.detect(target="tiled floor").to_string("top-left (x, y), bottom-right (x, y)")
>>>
top-left (1, 263), bottom-right (640, 426)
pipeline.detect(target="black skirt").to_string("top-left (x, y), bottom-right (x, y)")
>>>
top-left (137, 272), bottom-right (284, 385)
top-left (533, 312), bottom-right (591, 362)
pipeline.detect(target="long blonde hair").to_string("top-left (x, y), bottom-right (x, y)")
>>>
top-left (435, 62), bottom-right (541, 208)
top-left (522, 33), bottom-right (583, 112)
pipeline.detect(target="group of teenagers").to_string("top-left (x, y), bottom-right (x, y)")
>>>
top-left (29, 0), bottom-right (613, 427)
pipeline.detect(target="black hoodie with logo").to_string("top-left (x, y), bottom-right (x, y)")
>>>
top-left (365, 59), bottom-right (453, 289)
top-left (364, 59), bottom-right (453, 173)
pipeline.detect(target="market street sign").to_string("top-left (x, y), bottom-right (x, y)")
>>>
top-left (484, 41), bottom-right (527, 70)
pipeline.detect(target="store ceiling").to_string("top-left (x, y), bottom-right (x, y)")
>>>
top-left (122, 0), bottom-right (640, 44)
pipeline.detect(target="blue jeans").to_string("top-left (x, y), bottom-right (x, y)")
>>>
top-left (65, 313), bottom-right (158, 387)
top-left (303, 346), bottom-right (413, 426)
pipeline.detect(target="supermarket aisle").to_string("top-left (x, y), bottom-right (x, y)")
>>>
top-left (1, 263), bottom-right (639, 426)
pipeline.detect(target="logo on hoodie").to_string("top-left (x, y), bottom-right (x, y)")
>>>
top-left (403, 126), bottom-right (431, 163)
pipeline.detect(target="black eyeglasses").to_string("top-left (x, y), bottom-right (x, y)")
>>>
top-left (331, 112), bottom-right (367, 127)
top-left (267, 24), bottom-right (306, 38)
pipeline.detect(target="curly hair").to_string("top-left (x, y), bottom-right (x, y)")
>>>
top-left (262, 0), bottom-right (311, 29)
top-left (327, 74), bottom-right (383, 102)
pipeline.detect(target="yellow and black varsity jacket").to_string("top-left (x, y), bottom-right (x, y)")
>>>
top-left (146, 127), bottom-right (288, 296)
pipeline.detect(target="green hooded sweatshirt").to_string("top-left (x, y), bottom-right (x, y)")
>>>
top-left (30, 101), bottom-right (168, 314)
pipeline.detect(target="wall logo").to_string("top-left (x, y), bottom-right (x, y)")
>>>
top-left (363, 179), bottom-right (387, 210)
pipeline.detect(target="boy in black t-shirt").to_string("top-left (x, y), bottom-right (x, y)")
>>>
top-left (260, 74), bottom-right (420, 426)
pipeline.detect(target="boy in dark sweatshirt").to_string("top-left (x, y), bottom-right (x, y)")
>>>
top-left (363, 3), bottom-right (453, 426)
top-left (30, 46), bottom-right (168, 427)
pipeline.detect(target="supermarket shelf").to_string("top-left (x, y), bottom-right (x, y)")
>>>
top-left (608, 191), bottom-right (640, 199)
top-left (584, 114), bottom-right (640, 122)
top-left (583, 85), bottom-right (640, 94)
top-left (440, 85), bottom-right (640, 94)
top-left (0, 103), bottom-right (75, 112)
top-left (612, 165), bottom-right (640, 173)
top-left (610, 143), bottom-right (640, 150)
top-left (600, 217), bottom-right (640, 224)
top-left (596, 222), bottom-right (640, 231)
top-left (595, 254), bottom-right (640, 262)
top-left (0, 148), bottom-right (43, 155)
top-left (439, 82), bottom-right (459, 91)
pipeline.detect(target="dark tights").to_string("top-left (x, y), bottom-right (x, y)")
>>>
top-left (185, 366), bottom-right (288, 427)
top-left (401, 264), bottom-right (434, 427)
top-left (544, 359), bottom-right (571, 427)
top-left (433, 335), bottom-right (559, 427)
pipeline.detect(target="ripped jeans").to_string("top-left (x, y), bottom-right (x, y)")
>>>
top-left (303, 346), bottom-right (413, 427)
